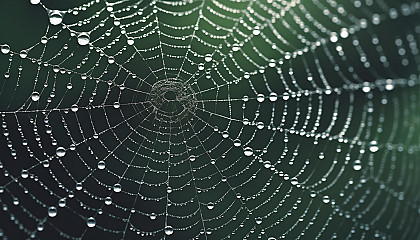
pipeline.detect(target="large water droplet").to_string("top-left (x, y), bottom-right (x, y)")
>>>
top-left (369, 141), bottom-right (379, 152)
top-left (56, 147), bottom-right (66, 157)
top-left (269, 92), bottom-right (278, 102)
top-left (20, 50), bottom-right (28, 59)
top-left (149, 212), bottom-right (156, 220)
top-left (207, 202), bottom-right (214, 210)
top-left (71, 104), bottom-right (78, 112)
top-left (113, 183), bottom-right (122, 193)
top-left (49, 10), bottom-right (64, 26)
top-left (255, 217), bottom-right (262, 225)
top-left (98, 161), bottom-right (105, 169)
top-left (87, 217), bottom-right (96, 227)
top-left (37, 222), bottom-right (44, 231)
top-left (322, 195), bottom-right (330, 204)
top-left (353, 160), bottom-right (362, 171)
top-left (104, 196), bottom-right (112, 205)
top-left (48, 206), bottom-right (57, 217)
top-left (164, 226), bottom-right (174, 235)
top-left (77, 33), bottom-right (90, 46)
top-left (58, 198), bottom-right (66, 207)
top-left (31, 92), bottom-right (40, 101)
top-left (113, 102), bottom-right (120, 109)
top-left (243, 147), bottom-right (253, 156)
top-left (1, 44), bottom-right (10, 54)
top-left (21, 170), bottom-right (29, 178)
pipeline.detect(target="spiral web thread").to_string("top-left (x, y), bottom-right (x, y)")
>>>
top-left (0, 0), bottom-right (420, 239)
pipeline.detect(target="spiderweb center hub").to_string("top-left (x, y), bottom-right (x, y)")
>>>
top-left (148, 79), bottom-right (197, 122)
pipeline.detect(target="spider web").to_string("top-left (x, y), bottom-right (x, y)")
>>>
top-left (1, 0), bottom-right (420, 239)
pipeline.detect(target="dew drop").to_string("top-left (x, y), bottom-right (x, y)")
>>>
top-left (322, 195), bottom-right (330, 204)
top-left (282, 92), bottom-right (290, 101)
top-left (41, 36), bottom-right (48, 44)
top-left (256, 94), bottom-right (265, 102)
top-left (20, 50), bottom-right (28, 59)
top-left (108, 56), bottom-right (115, 64)
top-left (87, 217), bottom-right (96, 228)
top-left (204, 54), bottom-right (212, 62)
top-left (127, 39), bottom-right (134, 45)
top-left (269, 92), bottom-right (278, 102)
top-left (222, 131), bottom-right (228, 138)
top-left (58, 198), bottom-right (66, 207)
top-left (207, 202), bottom-right (214, 210)
top-left (164, 226), bottom-right (174, 235)
top-left (105, 196), bottom-right (112, 205)
top-left (48, 206), bottom-right (57, 217)
top-left (189, 155), bottom-right (195, 162)
top-left (37, 222), bottom-right (44, 231)
top-left (98, 161), bottom-right (105, 169)
top-left (243, 147), bottom-right (253, 156)
top-left (232, 43), bottom-right (239, 51)
top-left (71, 104), bottom-right (78, 112)
top-left (31, 92), bottom-right (40, 101)
top-left (49, 11), bottom-right (64, 25)
top-left (113, 183), bottom-right (122, 193)
top-left (77, 33), bottom-right (90, 46)
top-left (21, 170), bottom-right (29, 178)
top-left (369, 141), bottom-right (379, 152)
top-left (56, 147), bottom-right (66, 157)
top-left (149, 213), bottom-right (156, 220)
top-left (253, 26), bottom-right (261, 35)
top-left (1, 44), bottom-right (10, 54)
top-left (113, 102), bottom-right (120, 109)
top-left (255, 217), bottom-right (262, 225)
top-left (353, 160), bottom-right (362, 171)
top-left (310, 191), bottom-right (316, 198)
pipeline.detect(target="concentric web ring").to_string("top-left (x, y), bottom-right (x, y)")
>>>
top-left (0, 0), bottom-right (420, 239)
